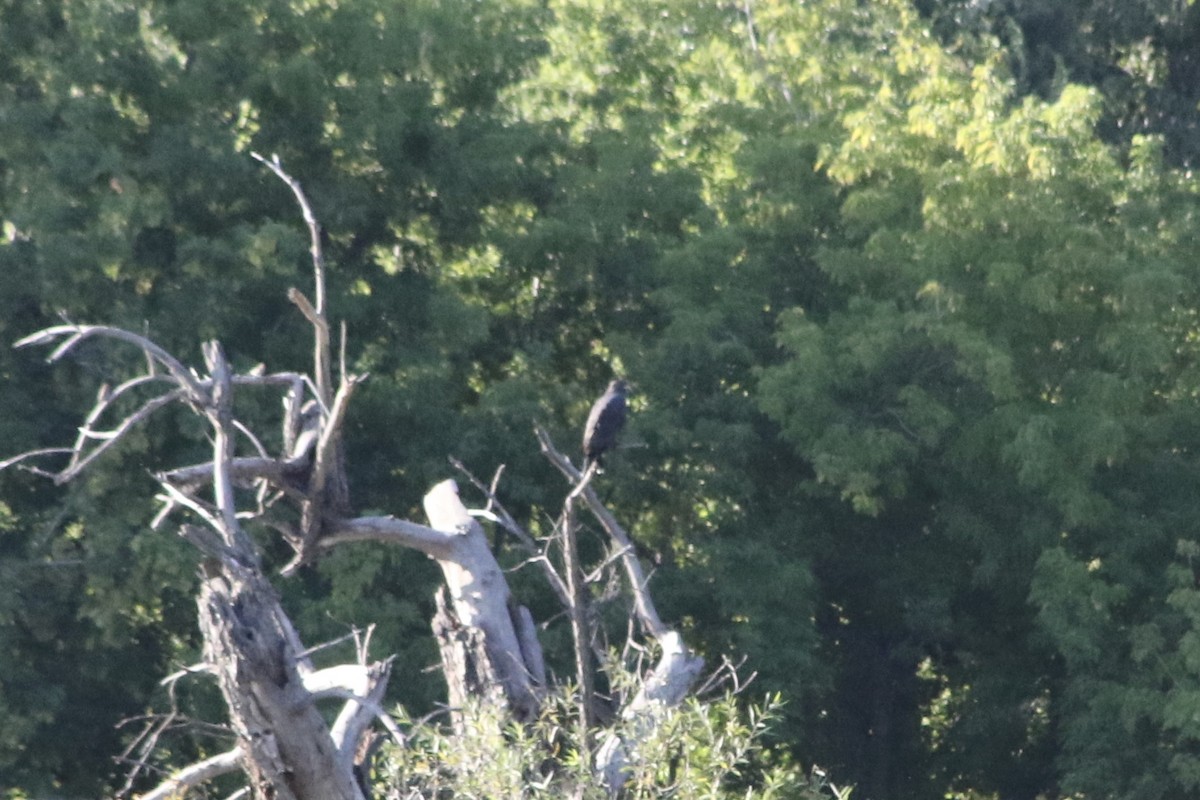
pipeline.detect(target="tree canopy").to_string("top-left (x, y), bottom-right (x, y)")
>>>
top-left (2, 0), bottom-right (1200, 797)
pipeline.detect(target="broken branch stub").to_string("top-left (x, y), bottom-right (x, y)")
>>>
top-left (423, 479), bottom-right (543, 722)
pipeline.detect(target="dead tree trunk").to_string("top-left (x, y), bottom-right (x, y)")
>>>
top-left (2, 156), bottom-right (713, 798)
top-left (197, 559), bottom-right (363, 800)
top-left (423, 478), bottom-right (544, 722)
top-left (182, 341), bottom-right (366, 800)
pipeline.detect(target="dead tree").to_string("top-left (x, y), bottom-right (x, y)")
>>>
top-left (2, 156), bottom-right (701, 798)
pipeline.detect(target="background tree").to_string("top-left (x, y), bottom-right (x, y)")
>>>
top-left (3, 156), bottom-right (811, 798)
top-left (919, 0), bottom-right (1200, 167)
top-left (4, 0), bottom-right (1200, 798)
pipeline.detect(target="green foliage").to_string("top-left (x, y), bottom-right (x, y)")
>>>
top-left (920, 0), bottom-right (1200, 167)
top-left (376, 685), bottom-right (834, 800)
top-left (752, 1), bottom-right (1200, 797)
top-left (5, 0), bottom-right (1200, 798)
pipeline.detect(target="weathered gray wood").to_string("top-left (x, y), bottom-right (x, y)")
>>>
top-left (196, 342), bottom-right (365, 800)
top-left (135, 747), bottom-right (243, 800)
top-left (199, 561), bottom-right (364, 800)
top-left (424, 479), bottom-right (542, 721)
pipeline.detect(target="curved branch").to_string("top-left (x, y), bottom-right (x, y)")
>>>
top-left (16, 325), bottom-right (207, 403)
top-left (59, 390), bottom-right (183, 484)
top-left (135, 747), bottom-right (243, 800)
top-left (251, 152), bottom-right (332, 405)
top-left (251, 152), bottom-right (326, 317)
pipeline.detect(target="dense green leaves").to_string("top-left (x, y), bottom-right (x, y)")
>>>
top-left (4, 0), bottom-right (1200, 797)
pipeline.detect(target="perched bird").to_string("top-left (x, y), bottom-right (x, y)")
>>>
top-left (582, 379), bottom-right (630, 471)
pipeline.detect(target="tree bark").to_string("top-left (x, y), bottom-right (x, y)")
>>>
top-left (423, 479), bottom-right (543, 721)
top-left (198, 558), bottom-right (365, 800)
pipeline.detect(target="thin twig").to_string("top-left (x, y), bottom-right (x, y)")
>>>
top-left (61, 390), bottom-right (183, 483)
top-left (0, 447), bottom-right (73, 472)
top-left (449, 456), bottom-right (571, 609)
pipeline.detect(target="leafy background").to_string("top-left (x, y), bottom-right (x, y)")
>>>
top-left (2, 0), bottom-right (1200, 797)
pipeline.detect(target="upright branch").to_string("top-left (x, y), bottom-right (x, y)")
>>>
top-left (252, 152), bottom-right (352, 556)
top-left (561, 488), bottom-right (596, 742)
top-left (202, 342), bottom-right (241, 547)
top-left (535, 424), bottom-right (704, 792)
top-left (251, 151), bottom-right (331, 403)
top-left (536, 425), bottom-right (667, 638)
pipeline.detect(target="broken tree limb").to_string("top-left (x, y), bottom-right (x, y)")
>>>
top-left (135, 747), bottom-right (244, 800)
top-left (423, 479), bottom-right (542, 721)
top-left (323, 515), bottom-right (458, 560)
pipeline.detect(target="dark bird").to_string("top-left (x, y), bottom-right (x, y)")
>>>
top-left (583, 379), bottom-right (630, 471)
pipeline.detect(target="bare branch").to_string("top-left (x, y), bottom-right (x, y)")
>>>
top-left (16, 324), bottom-right (207, 402)
top-left (305, 373), bottom-right (365, 509)
top-left (449, 459), bottom-right (527, 545)
top-left (59, 390), bottom-right (183, 484)
top-left (177, 523), bottom-right (241, 563)
top-left (160, 456), bottom-right (307, 496)
top-left (115, 711), bottom-right (177, 798)
top-left (339, 319), bottom-right (349, 387)
top-left (251, 152), bottom-right (326, 317)
top-left (694, 654), bottom-right (756, 698)
top-left (202, 341), bottom-right (238, 542)
top-left (160, 662), bottom-right (217, 685)
top-left (288, 287), bottom-right (324, 329)
top-left (512, 604), bottom-right (547, 688)
top-left (233, 419), bottom-right (271, 461)
top-left (561, 488), bottom-right (595, 736)
top-left (535, 424), bottom-right (668, 638)
top-left (0, 447), bottom-right (73, 472)
top-left (252, 152), bottom-right (332, 405)
top-left (135, 747), bottom-right (244, 800)
top-left (75, 373), bottom-right (171, 441)
top-left (158, 484), bottom-right (224, 537)
top-left (303, 661), bottom-right (405, 756)
top-left (450, 456), bottom-right (571, 608)
top-left (282, 377), bottom-right (306, 456)
top-left (323, 515), bottom-right (457, 561)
